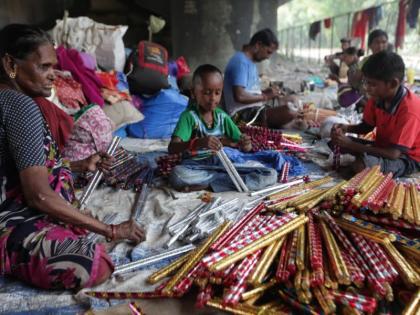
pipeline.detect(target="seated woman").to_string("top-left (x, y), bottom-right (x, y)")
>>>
top-left (0, 24), bottom-right (145, 290)
top-left (168, 64), bottom-right (277, 192)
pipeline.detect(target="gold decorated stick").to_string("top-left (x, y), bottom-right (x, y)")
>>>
top-left (294, 269), bottom-right (302, 290)
top-left (334, 218), bottom-right (394, 244)
top-left (358, 166), bottom-right (380, 193)
top-left (162, 221), bottom-right (231, 295)
top-left (289, 189), bottom-right (327, 208)
top-left (296, 225), bottom-right (306, 271)
top-left (147, 252), bottom-right (192, 284)
top-left (269, 177), bottom-right (332, 201)
top-left (383, 242), bottom-right (420, 286)
top-left (313, 287), bottom-right (334, 314)
top-left (301, 269), bottom-right (310, 291)
top-left (248, 238), bottom-right (284, 286)
top-left (410, 184), bottom-right (420, 225)
top-left (352, 174), bottom-right (383, 207)
top-left (402, 288), bottom-right (420, 315)
top-left (403, 186), bottom-right (415, 223)
top-left (241, 279), bottom-right (276, 301)
top-left (319, 221), bottom-right (350, 285)
top-left (388, 183), bottom-right (405, 220)
top-left (320, 285), bottom-right (336, 313)
top-left (210, 215), bottom-right (308, 272)
top-left (207, 298), bottom-right (259, 315)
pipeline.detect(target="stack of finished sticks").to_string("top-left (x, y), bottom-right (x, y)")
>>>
top-left (86, 168), bottom-right (419, 314)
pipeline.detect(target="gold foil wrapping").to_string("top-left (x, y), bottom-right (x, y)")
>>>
top-left (248, 238), bottom-right (284, 285)
top-left (383, 242), bottom-right (420, 286)
top-left (162, 221), bottom-right (231, 295)
top-left (320, 221), bottom-right (351, 285)
top-left (147, 252), bottom-right (192, 284)
top-left (334, 218), bottom-right (395, 244)
top-left (402, 289), bottom-right (420, 315)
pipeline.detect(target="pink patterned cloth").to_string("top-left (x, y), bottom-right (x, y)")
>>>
top-left (63, 105), bottom-right (114, 161)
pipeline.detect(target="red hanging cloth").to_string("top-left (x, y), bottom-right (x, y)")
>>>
top-left (352, 10), bottom-right (370, 49)
top-left (395, 0), bottom-right (409, 49)
top-left (324, 18), bottom-right (332, 28)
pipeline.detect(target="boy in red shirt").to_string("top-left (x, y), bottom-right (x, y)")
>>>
top-left (331, 51), bottom-right (420, 177)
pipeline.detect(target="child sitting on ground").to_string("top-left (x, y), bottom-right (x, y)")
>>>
top-left (168, 64), bottom-right (277, 192)
top-left (331, 51), bottom-right (420, 177)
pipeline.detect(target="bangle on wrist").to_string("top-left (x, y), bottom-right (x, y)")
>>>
top-left (188, 137), bottom-right (199, 155)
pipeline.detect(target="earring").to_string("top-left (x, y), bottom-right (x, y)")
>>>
top-left (9, 71), bottom-right (16, 79)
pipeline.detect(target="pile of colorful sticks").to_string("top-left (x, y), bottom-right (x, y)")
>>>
top-left (156, 153), bottom-right (183, 177)
top-left (239, 125), bottom-right (304, 153)
top-left (86, 168), bottom-right (419, 314)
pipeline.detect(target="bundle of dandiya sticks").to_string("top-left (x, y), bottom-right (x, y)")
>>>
top-left (86, 169), bottom-right (420, 315)
top-left (239, 125), bottom-right (305, 153)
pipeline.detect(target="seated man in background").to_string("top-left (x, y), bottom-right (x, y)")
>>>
top-left (223, 28), bottom-right (296, 128)
top-left (325, 37), bottom-right (352, 82)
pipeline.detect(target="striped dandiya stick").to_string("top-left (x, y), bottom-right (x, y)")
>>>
top-left (322, 211), bottom-right (386, 296)
top-left (352, 174), bottom-right (384, 208)
top-left (349, 233), bottom-right (389, 283)
top-left (310, 268), bottom-right (325, 287)
top-left (279, 162), bottom-right (290, 183)
top-left (286, 229), bottom-right (299, 274)
top-left (195, 284), bottom-right (214, 308)
top-left (129, 302), bottom-right (145, 315)
top-left (308, 212), bottom-right (323, 270)
top-left (331, 290), bottom-right (377, 313)
top-left (211, 203), bottom-right (265, 251)
top-left (365, 173), bottom-right (393, 211)
top-left (343, 168), bottom-right (371, 193)
top-left (162, 221), bottom-right (231, 296)
top-left (367, 239), bottom-right (399, 281)
top-left (372, 179), bottom-right (395, 212)
top-left (203, 213), bottom-right (297, 268)
top-left (340, 250), bottom-right (365, 286)
top-left (276, 234), bottom-right (292, 282)
top-left (172, 262), bottom-right (204, 295)
top-left (223, 250), bottom-right (262, 306)
top-left (203, 215), bottom-right (270, 269)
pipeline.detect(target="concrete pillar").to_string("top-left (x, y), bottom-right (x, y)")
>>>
top-left (171, 0), bottom-right (288, 71)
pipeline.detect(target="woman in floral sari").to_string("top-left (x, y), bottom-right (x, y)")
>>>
top-left (0, 24), bottom-right (145, 290)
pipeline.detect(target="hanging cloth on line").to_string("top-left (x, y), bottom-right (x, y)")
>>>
top-left (351, 10), bottom-right (370, 49)
top-left (395, 0), bottom-right (408, 49)
top-left (309, 21), bottom-right (321, 40)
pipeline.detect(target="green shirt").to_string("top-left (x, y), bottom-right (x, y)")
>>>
top-left (172, 103), bottom-right (241, 143)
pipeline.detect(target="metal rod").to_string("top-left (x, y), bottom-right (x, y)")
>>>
top-left (249, 179), bottom-right (304, 197)
top-left (79, 137), bottom-right (121, 210)
top-left (216, 151), bottom-right (242, 192)
top-left (217, 149), bottom-right (248, 192)
top-left (198, 198), bottom-right (239, 219)
top-left (113, 244), bottom-right (195, 276)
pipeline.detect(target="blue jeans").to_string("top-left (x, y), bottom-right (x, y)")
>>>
top-left (169, 156), bottom-right (277, 192)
